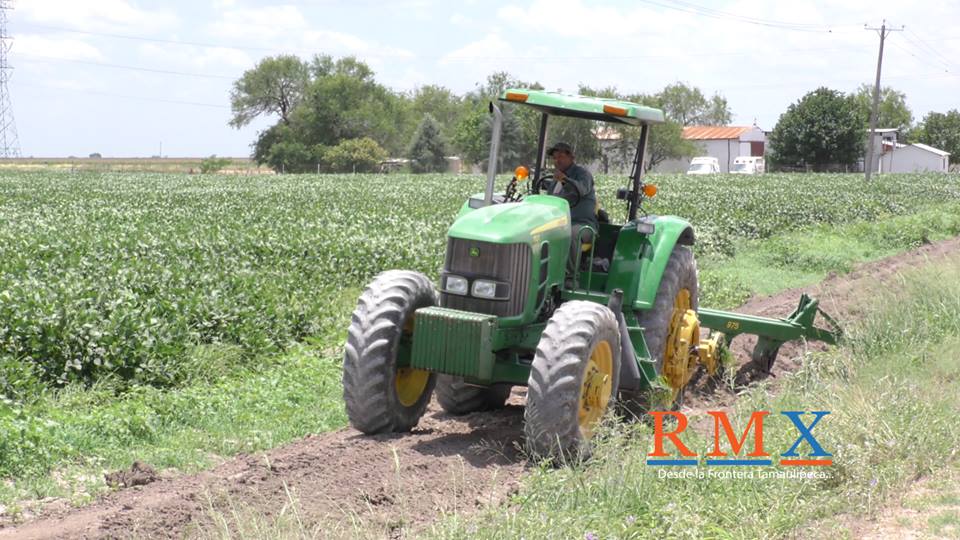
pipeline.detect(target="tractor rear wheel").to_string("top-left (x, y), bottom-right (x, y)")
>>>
top-left (343, 270), bottom-right (437, 434)
top-left (524, 301), bottom-right (621, 460)
top-left (436, 376), bottom-right (512, 415)
top-left (631, 245), bottom-right (699, 410)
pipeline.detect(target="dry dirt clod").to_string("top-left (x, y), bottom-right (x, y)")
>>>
top-left (103, 461), bottom-right (158, 489)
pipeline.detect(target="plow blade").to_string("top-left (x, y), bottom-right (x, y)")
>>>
top-left (697, 294), bottom-right (842, 372)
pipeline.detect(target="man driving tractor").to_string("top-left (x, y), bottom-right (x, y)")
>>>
top-left (545, 142), bottom-right (598, 280)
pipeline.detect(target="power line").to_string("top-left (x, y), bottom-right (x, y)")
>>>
top-left (16, 54), bottom-right (237, 80)
top-left (16, 81), bottom-right (229, 109)
top-left (904, 28), bottom-right (956, 68)
top-left (637, 0), bottom-right (859, 33)
top-left (19, 21), bottom-right (871, 62)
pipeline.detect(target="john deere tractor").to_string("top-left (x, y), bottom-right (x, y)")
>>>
top-left (342, 90), bottom-right (840, 459)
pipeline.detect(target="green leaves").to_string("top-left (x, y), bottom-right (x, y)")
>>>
top-left (0, 171), bottom-right (958, 400)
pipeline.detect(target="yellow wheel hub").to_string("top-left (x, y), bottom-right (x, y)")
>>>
top-left (663, 288), bottom-right (700, 402)
top-left (395, 313), bottom-right (430, 407)
top-left (578, 340), bottom-right (613, 438)
top-left (395, 367), bottom-right (430, 407)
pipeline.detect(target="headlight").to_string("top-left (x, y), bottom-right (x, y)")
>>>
top-left (636, 222), bottom-right (656, 234)
top-left (471, 279), bottom-right (498, 299)
top-left (445, 275), bottom-right (468, 295)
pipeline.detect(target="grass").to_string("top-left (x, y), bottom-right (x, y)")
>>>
top-left (422, 256), bottom-right (960, 539)
top-left (698, 201), bottom-right (960, 308)
top-left (0, 345), bottom-right (346, 515)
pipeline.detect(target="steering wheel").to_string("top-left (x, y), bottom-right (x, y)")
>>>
top-left (533, 173), bottom-right (554, 194)
top-left (535, 173), bottom-right (581, 208)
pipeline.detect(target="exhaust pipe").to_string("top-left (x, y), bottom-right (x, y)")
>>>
top-left (484, 102), bottom-right (503, 207)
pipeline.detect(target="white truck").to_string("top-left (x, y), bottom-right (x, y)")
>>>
top-left (731, 156), bottom-right (765, 174)
top-left (686, 156), bottom-right (720, 175)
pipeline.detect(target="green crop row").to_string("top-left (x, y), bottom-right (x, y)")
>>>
top-left (0, 171), bottom-right (958, 396)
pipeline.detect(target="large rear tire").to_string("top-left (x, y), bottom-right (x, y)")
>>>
top-left (436, 376), bottom-right (512, 415)
top-left (343, 270), bottom-right (437, 434)
top-left (524, 301), bottom-right (621, 461)
top-left (630, 245), bottom-right (699, 410)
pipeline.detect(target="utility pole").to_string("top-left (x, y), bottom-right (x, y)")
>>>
top-left (864, 20), bottom-right (903, 181)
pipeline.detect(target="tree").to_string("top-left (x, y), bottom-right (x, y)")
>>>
top-left (200, 155), bottom-right (231, 174)
top-left (230, 55), bottom-right (309, 128)
top-left (450, 72), bottom-right (543, 171)
top-left (769, 87), bottom-right (866, 171)
top-left (578, 86), bottom-right (702, 171)
top-left (264, 140), bottom-right (318, 173)
top-left (322, 137), bottom-right (387, 173)
top-left (292, 56), bottom-right (409, 154)
top-left (853, 84), bottom-right (912, 132)
top-left (409, 85), bottom-right (463, 141)
top-left (407, 114), bottom-right (448, 173)
top-left (912, 109), bottom-right (960, 164)
top-left (656, 82), bottom-right (732, 126)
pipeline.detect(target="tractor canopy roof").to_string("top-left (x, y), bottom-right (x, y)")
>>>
top-left (499, 88), bottom-right (665, 126)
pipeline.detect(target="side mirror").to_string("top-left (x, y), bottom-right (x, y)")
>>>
top-left (616, 187), bottom-right (630, 200)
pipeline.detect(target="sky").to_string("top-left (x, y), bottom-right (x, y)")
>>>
top-left (8, 0), bottom-right (960, 157)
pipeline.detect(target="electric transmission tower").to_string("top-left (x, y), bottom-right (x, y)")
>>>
top-left (0, 0), bottom-right (20, 158)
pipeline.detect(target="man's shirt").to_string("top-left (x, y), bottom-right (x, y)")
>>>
top-left (552, 163), bottom-right (597, 229)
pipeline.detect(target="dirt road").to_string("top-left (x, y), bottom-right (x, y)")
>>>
top-left (4, 237), bottom-right (957, 539)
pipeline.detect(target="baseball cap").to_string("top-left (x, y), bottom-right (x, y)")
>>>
top-left (546, 142), bottom-right (573, 156)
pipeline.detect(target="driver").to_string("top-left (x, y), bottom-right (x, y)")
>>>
top-left (546, 142), bottom-right (598, 279)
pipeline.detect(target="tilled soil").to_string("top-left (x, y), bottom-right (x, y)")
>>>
top-left (3, 236), bottom-right (958, 540)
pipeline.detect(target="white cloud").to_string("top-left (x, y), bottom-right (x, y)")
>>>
top-left (204, 6), bottom-right (414, 72)
top-left (18, 0), bottom-right (177, 32)
top-left (138, 43), bottom-right (251, 73)
top-left (440, 33), bottom-right (516, 64)
top-left (15, 35), bottom-right (105, 61)
top-left (207, 5), bottom-right (308, 41)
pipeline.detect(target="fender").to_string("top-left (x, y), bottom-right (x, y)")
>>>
top-left (604, 215), bottom-right (695, 311)
top-left (635, 215), bottom-right (695, 309)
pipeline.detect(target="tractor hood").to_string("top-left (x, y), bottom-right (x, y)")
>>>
top-left (449, 194), bottom-right (570, 245)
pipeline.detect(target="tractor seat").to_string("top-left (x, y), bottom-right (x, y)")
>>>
top-left (580, 201), bottom-right (605, 252)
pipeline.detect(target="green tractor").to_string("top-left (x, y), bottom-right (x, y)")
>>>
top-left (342, 89), bottom-right (840, 459)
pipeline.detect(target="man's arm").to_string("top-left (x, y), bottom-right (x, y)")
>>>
top-left (558, 165), bottom-right (593, 197)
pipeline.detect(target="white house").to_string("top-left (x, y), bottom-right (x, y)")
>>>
top-left (880, 142), bottom-right (950, 173)
top-left (865, 129), bottom-right (950, 173)
top-left (657, 125), bottom-right (767, 173)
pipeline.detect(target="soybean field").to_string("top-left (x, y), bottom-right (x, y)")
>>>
top-left (1, 170), bottom-right (959, 398)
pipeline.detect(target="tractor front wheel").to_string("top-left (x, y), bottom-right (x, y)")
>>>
top-left (436, 376), bottom-right (512, 415)
top-left (343, 270), bottom-right (437, 434)
top-left (524, 301), bottom-right (621, 460)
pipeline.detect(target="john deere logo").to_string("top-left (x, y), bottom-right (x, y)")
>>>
top-left (469, 247), bottom-right (480, 257)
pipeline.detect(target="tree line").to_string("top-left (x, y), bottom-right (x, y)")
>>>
top-left (231, 53), bottom-right (957, 174)
top-left (770, 84), bottom-right (959, 171)
top-left (230, 54), bottom-right (731, 174)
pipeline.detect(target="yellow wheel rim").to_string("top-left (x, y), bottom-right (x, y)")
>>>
top-left (395, 367), bottom-right (430, 407)
top-left (578, 340), bottom-right (613, 438)
top-left (395, 313), bottom-right (430, 407)
top-left (663, 288), bottom-right (700, 402)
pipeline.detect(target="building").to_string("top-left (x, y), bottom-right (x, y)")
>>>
top-left (880, 142), bottom-right (950, 173)
top-left (865, 129), bottom-right (950, 173)
top-left (657, 125), bottom-right (767, 173)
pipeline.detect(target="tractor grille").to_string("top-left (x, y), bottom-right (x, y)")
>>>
top-left (441, 239), bottom-right (531, 317)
